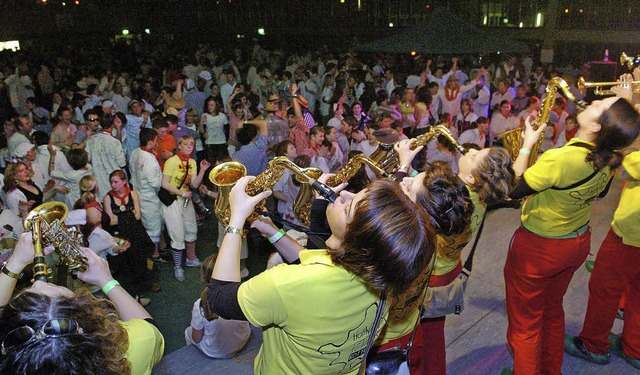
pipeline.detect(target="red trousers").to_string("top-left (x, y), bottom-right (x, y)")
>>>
top-left (579, 228), bottom-right (640, 359)
top-left (504, 226), bottom-right (591, 375)
top-left (417, 262), bottom-right (463, 375)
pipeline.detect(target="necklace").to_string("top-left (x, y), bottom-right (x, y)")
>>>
top-left (445, 86), bottom-right (460, 101)
top-left (109, 188), bottom-right (131, 211)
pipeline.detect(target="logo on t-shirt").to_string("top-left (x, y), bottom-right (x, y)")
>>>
top-left (317, 302), bottom-right (379, 373)
top-left (569, 172), bottom-right (609, 209)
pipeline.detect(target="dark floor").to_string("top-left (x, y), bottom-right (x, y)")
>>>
top-left (144, 212), bottom-right (271, 355)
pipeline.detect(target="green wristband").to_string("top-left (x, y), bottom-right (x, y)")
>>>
top-left (267, 229), bottom-right (286, 244)
top-left (101, 279), bottom-right (120, 295)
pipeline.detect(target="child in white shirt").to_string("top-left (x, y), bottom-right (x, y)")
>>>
top-left (184, 254), bottom-right (251, 358)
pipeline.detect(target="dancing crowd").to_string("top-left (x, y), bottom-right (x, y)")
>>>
top-left (0, 36), bottom-right (639, 375)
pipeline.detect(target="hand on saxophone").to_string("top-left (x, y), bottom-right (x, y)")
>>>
top-left (228, 176), bottom-right (272, 226)
top-left (394, 139), bottom-right (424, 168)
top-left (522, 114), bottom-right (547, 150)
top-left (6, 233), bottom-right (55, 274)
top-left (77, 246), bottom-right (114, 289)
top-left (316, 173), bottom-right (347, 198)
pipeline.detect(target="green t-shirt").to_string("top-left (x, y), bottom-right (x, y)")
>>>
top-left (612, 150), bottom-right (640, 247)
top-left (238, 249), bottom-right (385, 375)
top-left (521, 139), bottom-right (611, 236)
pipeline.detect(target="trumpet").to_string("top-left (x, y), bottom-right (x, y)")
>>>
top-left (209, 157), bottom-right (337, 227)
top-left (620, 52), bottom-right (640, 70)
top-left (577, 76), bottom-right (640, 96)
top-left (24, 202), bottom-right (88, 282)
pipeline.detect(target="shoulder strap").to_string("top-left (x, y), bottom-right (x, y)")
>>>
top-left (551, 142), bottom-right (600, 191)
top-left (358, 290), bottom-right (387, 375)
top-left (461, 212), bottom-right (487, 276)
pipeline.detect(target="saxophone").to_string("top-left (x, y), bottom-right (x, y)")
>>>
top-left (24, 202), bottom-right (88, 282)
top-left (498, 77), bottom-right (586, 166)
top-left (293, 154), bottom-right (393, 227)
top-left (209, 156), bottom-right (330, 227)
top-left (371, 124), bottom-right (465, 173)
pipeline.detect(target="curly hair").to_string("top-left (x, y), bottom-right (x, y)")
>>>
top-left (330, 179), bottom-right (436, 297)
top-left (587, 98), bottom-right (640, 170)
top-left (469, 147), bottom-right (516, 207)
top-left (417, 161), bottom-right (474, 237)
top-left (0, 289), bottom-right (130, 375)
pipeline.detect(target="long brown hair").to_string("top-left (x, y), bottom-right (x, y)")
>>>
top-left (330, 179), bottom-right (435, 296)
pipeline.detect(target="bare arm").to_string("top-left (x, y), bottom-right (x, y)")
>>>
top-left (131, 190), bottom-right (142, 220)
top-left (514, 115), bottom-right (547, 177)
top-left (251, 217), bottom-right (305, 263)
top-left (103, 195), bottom-right (118, 225)
top-left (78, 247), bottom-right (152, 321)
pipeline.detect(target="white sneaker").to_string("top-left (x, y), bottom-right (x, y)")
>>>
top-left (174, 267), bottom-right (185, 281)
top-left (185, 258), bottom-right (201, 268)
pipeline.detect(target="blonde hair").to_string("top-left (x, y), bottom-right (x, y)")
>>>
top-left (78, 175), bottom-right (98, 206)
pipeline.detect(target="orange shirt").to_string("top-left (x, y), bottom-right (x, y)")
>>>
top-left (156, 135), bottom-right (176, 170)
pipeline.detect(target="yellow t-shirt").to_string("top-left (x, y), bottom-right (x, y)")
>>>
top-left (122, 318), bottom-right (165, 375)
top-left (238, 249), bottom-right (385, 375)
top-left (521, 139), bottom-right (612, 236)
top-left (162, 155), bottom-right (197, 193)
top-left (612, 150), bottom-right (640, 247)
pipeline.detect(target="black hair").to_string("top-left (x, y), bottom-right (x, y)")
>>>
top-left (139, 128), bottom-right (158, 147)
top-left (236, 123), bottom-right (258, 145)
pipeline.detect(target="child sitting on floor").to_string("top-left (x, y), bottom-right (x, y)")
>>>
top-left (185, 254), bottom-right (251, 358)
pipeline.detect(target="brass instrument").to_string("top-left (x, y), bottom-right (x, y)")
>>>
top-left (24, 202), bottom-right (88, 282)
top-left (621, 52), bottom-right (640, 70)
top-left (209, 156), bottom-right (335, 227)
top-left (370, 124), bottom-right (465, 173)
top-left (577, 76), bottom-right (640, 96)
top-left (498, 77), bottom-right (585, 166)
top-left (292, 154), bottom-right (393, 227)
top-left (291, 167), bottom-right (323, 228)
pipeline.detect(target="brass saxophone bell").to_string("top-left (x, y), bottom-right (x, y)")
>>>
top-left (24, 202), bottom-right (88, 281)
top-left (209, 162), bottom-right (247, 227)
top-left (24, 202), bottom-right (68, 232)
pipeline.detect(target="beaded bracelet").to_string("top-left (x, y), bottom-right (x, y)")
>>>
top-left (101, 279), bottom-right (120, 295)
top-left (267, 229), bottom-right (286, 244)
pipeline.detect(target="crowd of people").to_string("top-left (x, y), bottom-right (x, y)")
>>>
top-left (0, 36), bottom-right (639, 375)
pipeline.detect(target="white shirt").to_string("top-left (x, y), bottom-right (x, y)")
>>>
top-left (185, 299), bottom-right (251, 359)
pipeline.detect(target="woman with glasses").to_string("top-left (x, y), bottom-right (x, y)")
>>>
top-left (0, 233), bottom-right (164, 374)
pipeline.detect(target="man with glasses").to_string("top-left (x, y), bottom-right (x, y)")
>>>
top-left (73, 109), bottom-right (101, 146)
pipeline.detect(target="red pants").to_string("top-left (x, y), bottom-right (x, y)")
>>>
top-left (504, 226), bottom-right (591, 375)
top-left (579, 228), bottom-right (640, 359)
top-left (418, 262), bottom-right (463, 375)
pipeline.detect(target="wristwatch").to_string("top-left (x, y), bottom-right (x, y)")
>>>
top-left (224, 226), bottom-right (245, 236)
top-left (1, 261), bottom-right (23, 280)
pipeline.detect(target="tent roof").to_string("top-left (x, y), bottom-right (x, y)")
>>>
top-left (355, 8), bottom-right (530, 55)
